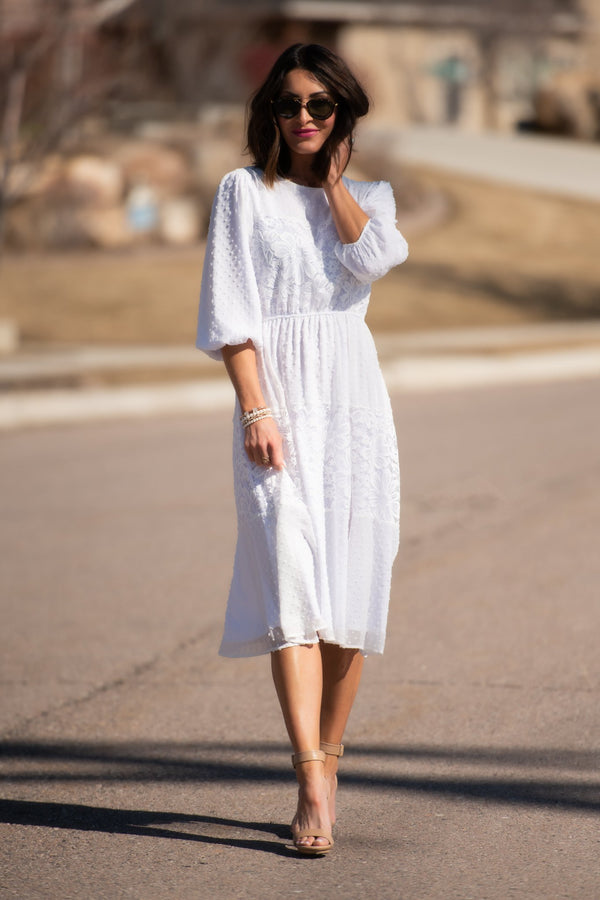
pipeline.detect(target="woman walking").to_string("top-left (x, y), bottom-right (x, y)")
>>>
top-left (196, 43), bottom-right (408, 855)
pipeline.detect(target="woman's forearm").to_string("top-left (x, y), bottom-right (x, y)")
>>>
top-left (323, 178), bottom-right (369, 244)
top-left (222, 340), bottom-right (266, 412)
top-left (222, 340), bottom-right (284, 469)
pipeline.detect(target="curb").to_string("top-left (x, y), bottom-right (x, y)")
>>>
top-left (383, 347), bottom-right (600, 391)
top-left (1, 346), bottom-right (599, 431)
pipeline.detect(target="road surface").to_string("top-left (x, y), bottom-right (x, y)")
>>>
top-left (1, 377), bottom-right (599, 899)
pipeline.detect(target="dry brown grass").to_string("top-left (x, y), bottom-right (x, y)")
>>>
top-left (367, 165), bottom-right (600, 332)
top-left (1, 165), bottom-right (599, 349)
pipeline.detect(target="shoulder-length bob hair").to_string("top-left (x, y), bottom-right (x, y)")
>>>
top-left (247, 43), bottom-right (370, 187)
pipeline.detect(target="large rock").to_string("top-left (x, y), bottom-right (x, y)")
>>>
top-left (6, 199), bottom-right (94, 250)
top-left (63, 155), bottom-right (124, 206)
top-left (159, 197), bottom-right (201, 245)
top-left (112, 141), bottom-right (190, 196)
top-left (193, 136), bottom-right (247, 207)
top-left (4, 202), bottom-right (46, 250)
top-left (5, 156), bottom-right (63, 201)
top-left (37, 206), bottom-right (94, 249)
top-left (4, 125), bottom-right (243, 248)
top-left (6, 200), bottom-right (132, 250)
top-left (78, 206), bottom-right (133, 249)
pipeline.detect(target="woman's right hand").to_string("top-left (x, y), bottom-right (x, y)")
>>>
top-left (244, 417), bottom-right (285, 470)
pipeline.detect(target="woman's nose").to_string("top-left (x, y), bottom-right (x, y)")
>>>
top-left (297, 104), bottom-right (312, 124)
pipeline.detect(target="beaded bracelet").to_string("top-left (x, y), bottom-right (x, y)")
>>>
top-left (240, 406), bottom-right (272, 429)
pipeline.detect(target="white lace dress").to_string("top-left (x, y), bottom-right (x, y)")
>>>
top-left (196, 165), bottom-right (408, 657)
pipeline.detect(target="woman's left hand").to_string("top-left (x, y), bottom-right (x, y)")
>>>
top-left (322, 136), bottom-right (369, 243)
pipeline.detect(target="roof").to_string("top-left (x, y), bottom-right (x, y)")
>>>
top-left (154, 0), bottom-right (584, 33)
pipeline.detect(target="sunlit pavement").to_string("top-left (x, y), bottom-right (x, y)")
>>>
top-left (360, 124), bottom-right (600, 201)
top-left (1, 376), bottom-right (598, 898)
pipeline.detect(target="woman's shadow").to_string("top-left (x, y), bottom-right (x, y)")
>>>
top-left (0, 798), bottom-right (303, 858)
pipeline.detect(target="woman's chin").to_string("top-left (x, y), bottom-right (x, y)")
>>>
top-left (289, 140), bottom-right (324, 157)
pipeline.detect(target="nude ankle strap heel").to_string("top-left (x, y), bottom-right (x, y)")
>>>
top-left (290, 749), bottom-right (334, 855)
top-left (291, 749), bottom-right (326, 767)
top-left (320, 741), bottom-right (344, 758)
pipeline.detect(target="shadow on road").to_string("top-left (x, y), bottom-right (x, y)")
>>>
top-left (0, 798), bottom-right (297, 857)
top-left (1, 740), bottom-right (599, 814)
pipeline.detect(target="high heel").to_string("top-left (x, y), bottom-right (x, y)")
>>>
top-left (290, 750), bottom-right (334, 856)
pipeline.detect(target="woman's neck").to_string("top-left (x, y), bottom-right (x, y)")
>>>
top-left (286, 154), bottom-right (321, 188)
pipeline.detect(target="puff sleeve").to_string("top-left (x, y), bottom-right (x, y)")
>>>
top-left (196, 169), bottom-right (263, 360)
top-left (334, 180), bottom-right (408, 285)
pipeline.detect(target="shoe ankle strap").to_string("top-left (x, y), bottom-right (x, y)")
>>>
top-left (320, 741), bottom-right (344, 758)
top-left (292, 749), bottom-right (326, 768)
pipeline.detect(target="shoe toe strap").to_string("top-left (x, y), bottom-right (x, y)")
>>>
top-left (294, 828), bottom-right (334, 847)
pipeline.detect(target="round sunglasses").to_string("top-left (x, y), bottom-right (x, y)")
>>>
top-left (271, 97), bottom-right (338, 120)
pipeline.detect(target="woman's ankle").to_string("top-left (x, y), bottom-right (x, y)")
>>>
top-left (296, 771), bottom-right (329, 799)
top-left (324, 757), bottom-right (339, 779)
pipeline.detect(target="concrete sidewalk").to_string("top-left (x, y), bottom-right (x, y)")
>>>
top-left (1, 320), bottom-right (600, 430)
top-left (360, 124), bottom-right (600, 201)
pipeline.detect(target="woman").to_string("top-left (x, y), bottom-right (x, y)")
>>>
top-left (197, 43), bottom-right (408, 855)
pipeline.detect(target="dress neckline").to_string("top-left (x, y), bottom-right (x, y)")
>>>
top-left (281, 177), bottom-right (323, 190)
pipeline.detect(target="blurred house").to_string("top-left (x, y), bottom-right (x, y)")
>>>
top-left (148, 0), bottom-right (599, 138)
top-left (2, 0), bottom-right (599, 137)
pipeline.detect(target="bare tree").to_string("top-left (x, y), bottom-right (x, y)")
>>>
top-left (0, 0), bottom-right (137, 253)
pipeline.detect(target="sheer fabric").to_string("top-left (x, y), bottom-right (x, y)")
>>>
top-left (197, 166), bottom-right (408, 656)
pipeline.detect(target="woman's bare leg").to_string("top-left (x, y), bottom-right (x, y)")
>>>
top-left (319, 643), bottom-right (364, 823)
top-left (271, 642), bottom-right (365, 844)
top-left (270, 644), bottom-right (331, 849)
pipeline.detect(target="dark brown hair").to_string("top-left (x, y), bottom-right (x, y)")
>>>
top-left (246, 43), bottom-right (370, 187)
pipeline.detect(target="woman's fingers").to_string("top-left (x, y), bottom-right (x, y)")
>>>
top-left (326, 137), bottom-right (352, 186)
top-left (244, 419), bottom-right (284, 470)
top-left (267, 438), bottom-right (285, 470)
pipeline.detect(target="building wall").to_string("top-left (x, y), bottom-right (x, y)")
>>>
top-left (338, 22), bottom-right (587, 132)
top-left (580, 0), bottom-right (600, 72)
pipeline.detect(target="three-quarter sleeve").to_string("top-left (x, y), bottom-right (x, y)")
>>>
top-left (334, 180), bottom-right (408, 285)
top-left (196, 169), bottom-right (262, 360)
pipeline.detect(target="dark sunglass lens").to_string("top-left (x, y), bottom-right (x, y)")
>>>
top-left (307, 99), bottom-right (335, 119)
top-left (274, 98), bottom-right (300, 118)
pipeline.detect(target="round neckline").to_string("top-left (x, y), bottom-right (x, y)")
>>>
top-left (282, 177), bottom-right (323, 190)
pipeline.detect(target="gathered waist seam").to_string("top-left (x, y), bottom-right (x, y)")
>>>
top-left (263, 310), bottom-right (365, 322)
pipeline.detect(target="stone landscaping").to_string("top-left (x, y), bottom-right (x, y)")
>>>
top-left (3, 110), bottom-right (249, 251)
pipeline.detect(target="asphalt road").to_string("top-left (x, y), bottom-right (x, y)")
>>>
top-left (1, 377), bottom-right (599, 899)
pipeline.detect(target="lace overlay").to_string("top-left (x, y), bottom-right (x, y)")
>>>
top-left (197, 166), bottom-right (409, 657)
